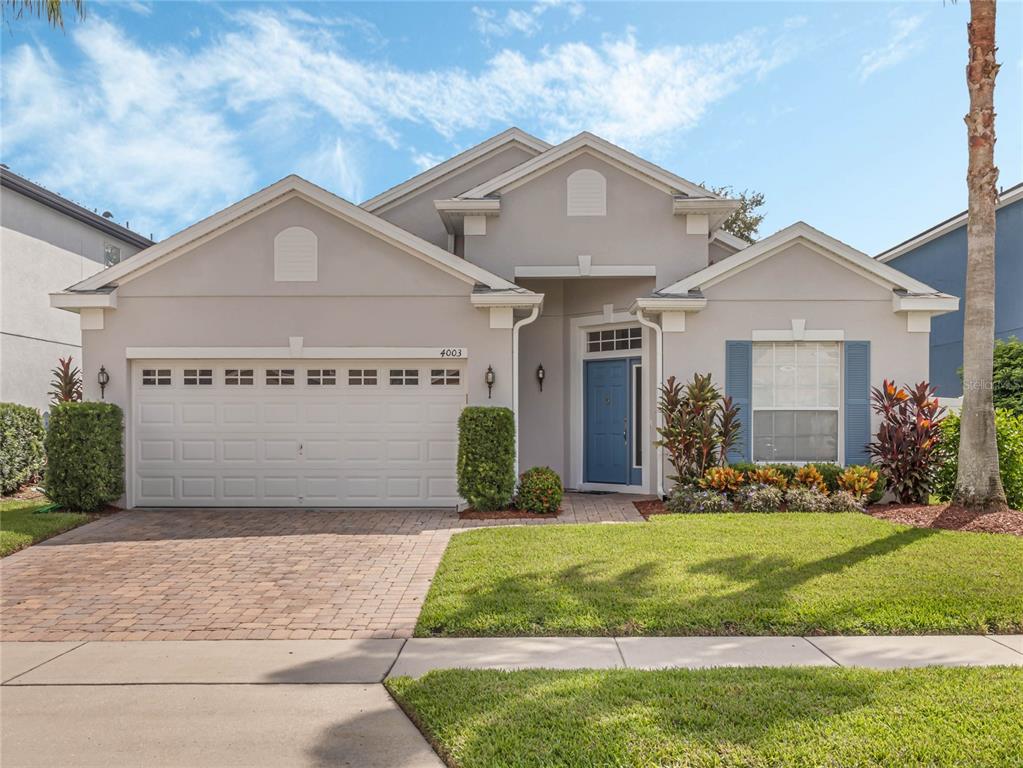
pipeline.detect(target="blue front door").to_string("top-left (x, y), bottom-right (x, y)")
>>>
top-left (585, 359), bottom-right (630, 484)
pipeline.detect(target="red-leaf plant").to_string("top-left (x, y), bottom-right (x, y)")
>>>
top-left (657, 373), bottom-right (742, 485)
top-left (49, 356), bottom-right (83, 405)
top-left (867, 379), bottom-right (946, 504)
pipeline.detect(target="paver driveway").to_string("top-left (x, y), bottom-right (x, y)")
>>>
top-left (0, 494), bottom-right (643, 642)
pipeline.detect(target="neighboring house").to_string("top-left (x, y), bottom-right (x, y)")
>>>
top-left (1, 168), bottom-right (152, 413)
top-left (50, 128), bottom-right (957, 508)
top-left (877, 182), bottom-right (1022, 397)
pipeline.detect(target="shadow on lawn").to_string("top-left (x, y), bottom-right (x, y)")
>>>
top-left (419, 525), bottom-right (937, 636)
top-left (387, 666), bottom-right (881, 766)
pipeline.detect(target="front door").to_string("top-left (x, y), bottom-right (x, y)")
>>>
top-left (584, 358), bottom-right (630, 484)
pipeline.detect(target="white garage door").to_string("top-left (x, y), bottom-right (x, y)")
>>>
top-left (132, 360), bottom-right (465, 507)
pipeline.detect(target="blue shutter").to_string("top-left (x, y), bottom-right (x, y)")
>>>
top-left (725, 341), bottom-right (752, 463)
top-left (844, 341), bottom-right (871, 465)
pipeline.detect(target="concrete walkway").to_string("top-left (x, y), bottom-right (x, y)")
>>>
top-left (3, 636), bottom-right (1019, 765)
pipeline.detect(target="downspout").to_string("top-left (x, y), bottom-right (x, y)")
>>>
top-left (635, 308), bottom-right (665, 499)
top-left (512, 305), bottom-right (541, 478)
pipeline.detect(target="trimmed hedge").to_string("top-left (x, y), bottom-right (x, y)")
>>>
top-left (934, 409), bottom-right (1023, 510)
top-left (0, 403), bottom-right (45, 494)
top-left (516, 466), bottom-right (563, 513)
top-left (45, 402), bottom-right (124, 512)
top-left (457, 406), bottom-right (515, 511)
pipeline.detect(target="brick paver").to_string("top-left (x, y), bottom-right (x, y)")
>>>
top-left (0, 494), bottom-right (644, 641)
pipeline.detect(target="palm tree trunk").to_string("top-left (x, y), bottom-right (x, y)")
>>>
top-left (954, 0), bottom-right (1007, 511)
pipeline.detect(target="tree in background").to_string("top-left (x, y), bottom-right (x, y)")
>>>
top-left (49, 357), bottom-right (82, 405)
top-left (709, 185), bottom-right (766, 243)
top-left (954, 0), bottom-right (1008, 512)
top-left (2, 0), bottom-right (84, 29)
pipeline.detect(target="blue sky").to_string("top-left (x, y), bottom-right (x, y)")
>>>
top-left (2, 1), bottom-right (1020, 253)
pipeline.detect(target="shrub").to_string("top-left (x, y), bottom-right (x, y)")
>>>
top-left (868, 380), bottom-right (946, 504)
top-left (992, 337), bottom-right (1023, 415)
top-left (457, 407), bottom-right (515, 511)
top-left (829, 490), bottom-right (865, 513)
top-left (734, 484), bottom-right (784, 513)
top-left (44, 402), bottom-right (124, 512)
top-left (837, 466), bottom-right (880, 500)
top-left (665, 486), bottom-right (732, 514)
top-left (515, 467), bottom-right (563, 513)
top-left (698, 466), bottom-right (745, 495)
top-left (747, 466), bottom-right (788, 489)
top-left (933, 409), bottom-right (1023, 510)
top-left (656, 373), bottom-right (741, 484)
top-left (809, 463), bottom-right (843, 493)
top-left (784, 486), bottom-right (832, 513)
top-left (0, 403), bottom-right (45, 495)
top-left (794, 465), bottom-right (828, 494)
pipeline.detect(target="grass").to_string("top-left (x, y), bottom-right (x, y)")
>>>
top-left (416, 513), bottom-right (1023, 636)
top-left (387, 666), bottom-right (1023, 768)
top-left (0, 498), bottom-right (91, 557)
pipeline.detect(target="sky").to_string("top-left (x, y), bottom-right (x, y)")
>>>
top-left (1, 1), bottom-right (1020, 254)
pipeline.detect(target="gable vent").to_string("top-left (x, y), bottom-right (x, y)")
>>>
top-left (567, 169), bottom-right (606, 217)
top-left (274, 226), bottom-right (318, 282)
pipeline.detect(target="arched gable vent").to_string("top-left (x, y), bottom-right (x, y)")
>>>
top-left (274, 226), bottom-right (318, 282)
top-left (566, 169), bottom-right (606, 217)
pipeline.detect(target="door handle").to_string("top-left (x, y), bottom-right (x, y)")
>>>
top-left (623, 418), bottom-right (628, 442)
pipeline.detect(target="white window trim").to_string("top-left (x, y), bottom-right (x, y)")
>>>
top-left (126, 346), bottom-right (468, 360)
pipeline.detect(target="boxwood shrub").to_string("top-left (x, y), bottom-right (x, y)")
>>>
top-left (516, 466), bottom-right (563, 513)
top-left (45, 402), bottom-right (124, 512)
top-left (0, 403), bottom-right (45, 495)
top-left (457, 406), bottom-right (515, 511)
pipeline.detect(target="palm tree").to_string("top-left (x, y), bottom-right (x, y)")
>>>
top-left (2, 0), bottom-right (85, 29)
top-left (954, 0), bottom-right (1008, 511)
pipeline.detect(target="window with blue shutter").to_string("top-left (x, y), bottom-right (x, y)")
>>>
top-left (844, 341), bottom-right (871, 465)
top-left (725, 341), bottom-right (752, 463)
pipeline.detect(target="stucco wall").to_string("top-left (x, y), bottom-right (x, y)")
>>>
top-left (662, 242), bottom-right (930, 478)
top-left (1, 187), bottom-right (141, 411)
top-left (885, 197), bottom-right (1022, 396)
top-left (82, 196), bottom-right (515, 411)
top-left (374, 144), bottom-right (537, 249)
top-left (466, 153), bottom-right (709, 288)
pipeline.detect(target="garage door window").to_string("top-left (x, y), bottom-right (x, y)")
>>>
top-left (431, 369), bottom-right (460, 385)
top-left (348, 369), bottom-right (377, 385)
top-left (142, 368), bottom-right (171, 386)
top-left (266, 368), bottom-right (295, 386)
top-left (390, 369), bottom-right (419, 386)
top-left (225, 369), bottom-right (254, 385)
top-left (307, 369), bottom-right (337, 385)
top-left (183, 368), bottom-right (213, 386)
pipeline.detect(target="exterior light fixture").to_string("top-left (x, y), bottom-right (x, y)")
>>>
top-left (97, 366), bottom-right (110, 400)
top-left (485, 365), bottom-right (495, 399)
top-left (536, 363), bottom-right (545, 392)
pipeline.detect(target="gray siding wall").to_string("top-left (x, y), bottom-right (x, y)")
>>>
top-left (466, 153), bottom-right (709, 288)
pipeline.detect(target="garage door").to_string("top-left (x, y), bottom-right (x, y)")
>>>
top-left (132, 360), bottom-right (465, 507)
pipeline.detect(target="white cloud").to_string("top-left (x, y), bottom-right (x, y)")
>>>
top-left (472, 0), bottom-right (584, 39)
top-left (858, 12), bottom-right (924, 82)
top-left (1, 10), bottom-right (794, 235)
top-left (411, 152), bottom-right (446, 172)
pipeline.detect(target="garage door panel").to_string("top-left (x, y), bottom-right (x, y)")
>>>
top-left (133, 359), bottom-right (464, 507)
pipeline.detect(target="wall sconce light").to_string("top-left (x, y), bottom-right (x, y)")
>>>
top-left (97, 366), bottom-right (110, 400)
top-left (485, 365), bottom-right (495, 399)
top-left (536, 363), bottom-right (545, 392)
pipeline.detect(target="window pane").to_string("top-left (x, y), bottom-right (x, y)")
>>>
top-left (755, 409), bottom-right (838, 462)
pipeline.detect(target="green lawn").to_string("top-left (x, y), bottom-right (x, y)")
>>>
top-left (387, 666), bottom-right (1023, 768)
top-left (0, 498), bottom-right (91, 557)
top-left (416, 513), bottom-right (1023, 636)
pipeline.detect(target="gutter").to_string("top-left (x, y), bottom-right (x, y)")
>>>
top-left (512, 305), bottom-right (541, 478)
top-left (635, 308), bottom-right (665, 499)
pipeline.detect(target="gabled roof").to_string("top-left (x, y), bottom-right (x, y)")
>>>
top-left (660, 221), bottom-right (951, 298)
top-left (1, 166), bottom-right (154, 249)
top-left (877, 181), bottom-right (1023, 263)
top-left (459, 131), bottom-right (718, 200)
top-left (709, 229), bottom-right (751, 253)
top-left (360, 128), bottom-right (550, 214)
top-left (63, 175), bottom-right (525, 295)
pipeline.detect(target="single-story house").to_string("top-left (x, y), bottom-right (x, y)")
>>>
top-left (876, 181), bottom-right (1022, 397)
top-left (51, 128), bottom-right (958, 508)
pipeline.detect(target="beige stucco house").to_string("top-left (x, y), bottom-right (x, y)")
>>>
top-left (51, 128), bottom-right (958, 508)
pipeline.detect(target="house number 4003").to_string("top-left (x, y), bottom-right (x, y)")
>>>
top-left (439, 348), bottom-right (464, 357)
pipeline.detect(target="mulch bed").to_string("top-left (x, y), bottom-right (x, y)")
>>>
top-left (459, 508), bottom-right (559, 519)
top-left (633, 499), bottom-right (668, 518)
top-left (866, 502), bottom-right (1023, 537)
